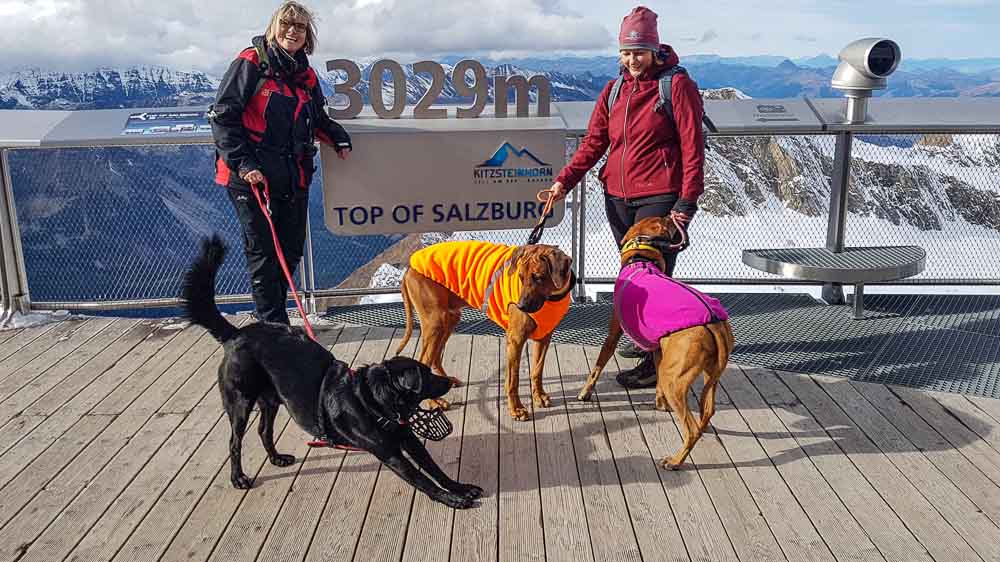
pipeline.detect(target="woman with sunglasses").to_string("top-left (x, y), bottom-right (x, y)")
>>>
top-left (210, 1), bottom-right (352, 325)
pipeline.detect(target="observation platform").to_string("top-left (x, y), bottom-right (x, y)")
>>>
top-left (0, 290), bottom-right (998, 562)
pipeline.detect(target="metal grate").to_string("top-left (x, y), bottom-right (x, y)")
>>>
top-left (322, 292), bottom-right (1000, 400)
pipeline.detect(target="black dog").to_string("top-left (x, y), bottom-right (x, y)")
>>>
top-left (181, 235), bottom-right (483, 508)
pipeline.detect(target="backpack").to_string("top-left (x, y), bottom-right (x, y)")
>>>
top-left (251, 43), bottom-right (274, 98)
top-left (606, 66), bottom-right (712, 149)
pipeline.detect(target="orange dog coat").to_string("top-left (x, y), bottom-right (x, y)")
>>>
top-left (409, 241), bottom-right (571, 341)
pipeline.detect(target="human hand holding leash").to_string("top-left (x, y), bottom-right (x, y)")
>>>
top-left (547, 181), bottom-right (568, 201)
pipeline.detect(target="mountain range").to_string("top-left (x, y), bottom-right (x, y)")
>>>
top-left (3, 53), bottom-right (999, 111)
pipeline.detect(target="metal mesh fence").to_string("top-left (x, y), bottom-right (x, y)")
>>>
top-left (4, 132), bottom-right (998, 309)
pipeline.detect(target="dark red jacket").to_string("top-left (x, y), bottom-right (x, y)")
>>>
top-left (210, 36), bottom-right (351, 193)
top-left (555, 46), bottom-right (704, 207)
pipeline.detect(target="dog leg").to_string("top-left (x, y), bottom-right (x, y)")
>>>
top-left (504, 329), bottom-right (530, 421)
top-left (698, 374), bottom-right (720, 432)
top-left (257, 392), bottom-right (295, 467)
top-left (529, 336), bottom-right (553, 408)
top-left (578, 310), bottom-right (623, 401)
top-left (435, 309), bottom-right (464, 388)
top-left (400, 432), bottom-right (483, 500)
top-left (373, 446), bottom-right (478, 509)
top-left (662, 362), bottom-right (706, 470)
top-left (223, 392), bottom-right (254, 489)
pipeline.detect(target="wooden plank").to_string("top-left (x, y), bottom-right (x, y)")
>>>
top-left (0, 318), bottom-right (138, 421)
top-left (781, 371), bottom-right (986, 562)
top-left (353, 329), bottom-right (436, 562)
top-left (303, 326), bottom-right (396, 562)
top-left (157, 410), bottom-right (292, 562)
top-left (34, 404), bottom-right (223, 562)
top-left (0, 317), bottom-right (116, 403)
top-left (966, 396), bottom-right (1000, 427)
top-left (850, 382), bottom-right (1000, 527)
top-left (615, 362), bottom-right (737, 562)
top-left (530, 343), bottom-right (593, 562)
top-left (0, 329), bottom-right (22, 348)
top-left (891, 387), bottom-right (1000, 486)
top-left (402, 333), bottom-right (480, 562)
top-left (0, 320), bottom-right (168, 488)
top-left (653, 369), bottom-right (791, 562)
top-left (927, 392), bottom-right (1000, 453)
top-left (745, 368), bottom-right (933, 562)
top-left (0, 319), bottom-right (86, 383)
top-left (0, 322), bottom-right (60, 364)
top-left (450, 335), bottom-right (501, 562)
top-left (581, 347), bottom-right (691, 562)
top-left (497, 340), bottom-right (544, 562)
top-left (724, 368), bottom-right (881, 562)
top-left (0, 411), bottom-right (186, 562)
top-left (110, 410), bottom-right (255, 562)
top-left (0, 322), bottom-right (219, 539)
top-left (555, 344), bottom-right (641, 562)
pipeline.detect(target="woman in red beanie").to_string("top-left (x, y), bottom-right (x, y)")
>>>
top-left (548, 5), bottom-right (706, 388)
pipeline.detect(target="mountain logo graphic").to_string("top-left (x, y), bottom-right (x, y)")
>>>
top-left (478, 142), bottom-right (550, 168)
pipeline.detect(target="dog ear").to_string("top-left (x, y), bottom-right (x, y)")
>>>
top-left (399, 366), bottom-right (423, 394)
top-left (543, 250), bottom-right (570, 292)
top-left (508, 246), bottom-right (526, 279)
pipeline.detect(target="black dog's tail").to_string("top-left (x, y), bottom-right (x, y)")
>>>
top-left (181, 234), bottom-right (238, 343)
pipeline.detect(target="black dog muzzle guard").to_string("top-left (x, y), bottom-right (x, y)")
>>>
top-left (406, 406), bottom-right (453, 441)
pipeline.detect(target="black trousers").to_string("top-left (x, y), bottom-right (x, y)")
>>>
top-left (227, 188), bottom-right (308, 325)
top-left (604, 192), bottom-right (680, 277)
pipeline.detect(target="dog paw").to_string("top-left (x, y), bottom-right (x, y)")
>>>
top-left (508, 406), bottom-right (530, 421)
top-left (532, 393), bottom-right (552, 408)
top-left (231, 473), bottom-right (253, 489)
top-left (660, 457), bottom-right (684, 471)
top-left (655, 396), bottom-right (672, 412)
top-left (270, 453), bottom-right (295, 467)
top-left (425, 398), bottom-right (451, 411)
top-left (439, 493), bottom-right (477, 509)
top-left (452, 483), bottom-right (484, 499)
top-left (577, 388), bottom-right (593, 401)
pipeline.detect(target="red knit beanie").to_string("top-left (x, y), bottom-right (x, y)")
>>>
top-left (619, 6), bottom-right (659, 51)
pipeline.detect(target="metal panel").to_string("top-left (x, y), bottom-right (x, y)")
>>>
top-left (0, 110), bottom-right (72, 147)
top-left (704, 99), bottom-right (826, 135)
top-left (552, 101), bottom-right (596, 135)
top-left (811, 97), bottom-right (1000, 132)
top-left (742, 246), bottom-right (926, 284)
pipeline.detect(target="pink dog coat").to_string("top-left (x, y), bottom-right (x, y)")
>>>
top-left (614, 261), bottom-right (730, 352)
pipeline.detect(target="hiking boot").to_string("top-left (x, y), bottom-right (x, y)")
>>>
top-left (617, 338), bottom-right (647, 359)
top-left (615, 353), bottom-right (657, 389)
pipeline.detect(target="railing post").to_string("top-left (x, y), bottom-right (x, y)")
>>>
top-left (303, 208), bottom-right (317, 316)
top-left (0, 149), bottom-right (30, 326)
top-left (822, 131), bottom-right (853, 305)
top-left (575, 155), bottom-right (588, 302)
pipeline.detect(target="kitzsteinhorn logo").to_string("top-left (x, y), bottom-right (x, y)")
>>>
top-left (473, 142), bottom-right (554, 185)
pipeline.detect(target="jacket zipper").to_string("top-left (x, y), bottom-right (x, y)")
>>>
top-left (620, 78), bottom-right (639, 203)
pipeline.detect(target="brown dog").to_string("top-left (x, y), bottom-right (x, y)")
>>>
top-left (398, 241), bottom-right (574, 420)
top-left (577, 216), bottom-right (735, 469)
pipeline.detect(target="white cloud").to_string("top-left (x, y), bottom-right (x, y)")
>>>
top-left (0, 0), bottom-right (611, 72)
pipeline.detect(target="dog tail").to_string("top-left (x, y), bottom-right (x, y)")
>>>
top-left (397, 270), bottom-right (414, 355)
top-left (709, 320), bottom-right (734, 376)
top-left (181, 234), bottom-right (238, 343)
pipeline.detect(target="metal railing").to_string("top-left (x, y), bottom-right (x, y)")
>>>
top-left (0, 125), bottom-right (998, 321)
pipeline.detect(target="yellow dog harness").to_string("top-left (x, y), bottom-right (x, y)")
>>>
top-left (409, 241), bottom-right (571, 341)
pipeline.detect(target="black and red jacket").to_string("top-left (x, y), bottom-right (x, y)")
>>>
top-left (210, 36), bottom-right (351, 194)
top-left (555, 45), bottom-right (704, 212)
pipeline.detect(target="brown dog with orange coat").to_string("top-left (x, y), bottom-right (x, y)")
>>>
top-left (397, 240), bottom-right (574, 420)
top-left (578, 216), bottom-right (734, 469)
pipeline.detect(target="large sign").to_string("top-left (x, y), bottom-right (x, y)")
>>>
top-left (120, 110), bottom-right (210, 136)
top-left (322, 126), bottom-right (566, 234)
top-left (325, 59), bottom-right (551, 119)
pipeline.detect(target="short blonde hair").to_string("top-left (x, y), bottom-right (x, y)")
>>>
top-left (265, 1), bottom-right (318, 55)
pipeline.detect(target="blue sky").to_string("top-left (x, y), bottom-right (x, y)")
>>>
top-left (2, 0), bottom-right (998, 73)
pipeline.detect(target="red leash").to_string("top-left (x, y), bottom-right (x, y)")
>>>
top-left (249, 179), bottom-right (316, 343)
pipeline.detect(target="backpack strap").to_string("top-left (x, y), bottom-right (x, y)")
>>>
top-left (605, 75), bottom-right (625, 115)
top-left (252, 43), bottom-right (273, 98)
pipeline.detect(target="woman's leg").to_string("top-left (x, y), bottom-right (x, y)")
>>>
top-left (227, 188), bottom-right (290, 324)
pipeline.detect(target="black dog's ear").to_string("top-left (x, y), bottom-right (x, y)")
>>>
top-left (400, 367), bottom-right (423, 393)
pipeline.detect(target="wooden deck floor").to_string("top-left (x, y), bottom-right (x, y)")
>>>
top-left (1, 315), bottom-right (1000, 562)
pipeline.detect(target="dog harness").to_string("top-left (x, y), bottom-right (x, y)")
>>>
top-left (615, 261), bottom-right (729, 352)
top-left (409, 241), bottom-right (571, 341)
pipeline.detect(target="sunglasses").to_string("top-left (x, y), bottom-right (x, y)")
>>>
top-left (279, 19), bottom-right (308, 33)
